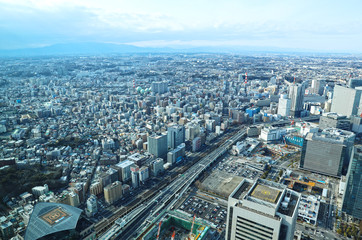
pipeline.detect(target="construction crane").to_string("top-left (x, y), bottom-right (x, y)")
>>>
top-left (156, 221), bottom-right (162, 240)
top-left (171, 230), bottom-right (176, 240)
top-left (189, 215), bottom-right (196, 240)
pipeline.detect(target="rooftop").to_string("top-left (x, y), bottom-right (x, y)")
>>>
top-left (250, 184), bottom-right (281, 204)
top-left (25, 202), bottom-right (82, 240)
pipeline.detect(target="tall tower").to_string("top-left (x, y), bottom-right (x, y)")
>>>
top-left (288, 83), bottom-right (305, 117)
top-left (342, 145), bottom-right (362, 219)
top-left (244, 72), bottom-right (248, 96)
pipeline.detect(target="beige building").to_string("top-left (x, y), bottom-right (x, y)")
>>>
top-left (104, 181), bottom-right (122, 205)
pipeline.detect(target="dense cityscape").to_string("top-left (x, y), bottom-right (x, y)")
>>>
top-left (0, 53), bottom-right (361, 240)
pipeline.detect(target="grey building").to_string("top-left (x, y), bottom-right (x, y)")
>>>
top-left (300, 128), bottom-right (355, 176)
top-left (167, 124), bottom-right (185, 150)
top-left (311, 79), bottom-right (326, 95)
top-left (331, 85), bottom-right (362, 117)
top-left (342, 146), bottom-right (362, 219)
top-left (288, 84), bottom-right (305, 117)
top-left (151, 81), bottom-right (168, 94)
top-left (319, 112), bottom-right (350, 131)
top-left (226, 178), bottom-right (300, 240)
top-left (147, 134), bottom-right (167, 158)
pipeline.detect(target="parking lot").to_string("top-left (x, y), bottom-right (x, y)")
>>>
top-left (179, 196), bottom-right (227, 230)
top-left (214, 156), bottom-right (263, 180)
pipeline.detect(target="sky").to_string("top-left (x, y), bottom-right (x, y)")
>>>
top-left (0, 0), bottom-right (361, 52)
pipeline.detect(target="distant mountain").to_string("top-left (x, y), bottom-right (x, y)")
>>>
top-left (0, 42), bottom-right (158, 57)
top-left (0, 42), bottom-right (352, 57)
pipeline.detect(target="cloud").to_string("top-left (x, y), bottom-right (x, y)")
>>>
top-left (0, 0), bottom-right (361, 51)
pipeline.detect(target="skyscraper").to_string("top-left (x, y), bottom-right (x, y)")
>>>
top-left (167, 125), bottom-right (185, 150)
top-left (331, 85), bottom-right (362, 117)
top-left (277, 94), bottom-right (291, 117)
top-left (300, 128), bottom-right (355, 176)
top-left (288, 83), bottom-right (305, 117)
top-left (147, 134), bottom-right (167, 158)
top-left (342, 146), bottom-right (362, 219)
top-left (226, 178), bottom-right (300, 240)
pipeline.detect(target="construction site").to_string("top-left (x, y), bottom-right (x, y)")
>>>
top-left (141, 212), bottom-right (210, 240)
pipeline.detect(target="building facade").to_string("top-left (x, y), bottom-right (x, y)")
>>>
top-left (167, 125), bottom-right (185, 150)
top-left (148, 134), bottom-right (167, 158)
top-left (342, 146), bottom-right (362, 219)
top-left (288, 84), bottom-right (305, 117)
top-left (104, 181), bottom-right (122, 205)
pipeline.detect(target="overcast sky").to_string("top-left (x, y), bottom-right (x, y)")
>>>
top-left (1, 0), bottom-right (361, 52)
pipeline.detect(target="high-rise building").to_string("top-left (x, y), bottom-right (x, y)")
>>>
top-left (148, 134), bottom-right (167, 158)
top-left (288, 84), bottom-right (305, 117)
top-left (167, 143), bottom-right (186, 165)
top-left (86, 195), bottom-right (98, 217)
top-left (300, 128), bottom-right (355, 176)
top-left (311, 79), bottom-right (326, 95)
top-left (331, 85), bottom-right (362, 117)
top-left (277, 94), bottom-right (291, 117)
top-left (319, 112), bottom-right (351, 131)
top-left (114, 160), bottom-right (133, 182)
top-left (225, 178), bottom-right (300, 240)
top-left (150, 158), bottom-right (164, 177)
top-left (131, 166), bottom-right (140, 188)
top-left (342, 146), bottom-right (362, 219)
top-left (104, 181), bottom-right (122, 205)
top-left (139, 166), bottom-right (149, 184)
top-left (151, 81), bottom-right (168, 94)
top-left (167, 125), bottom-right (185, 150)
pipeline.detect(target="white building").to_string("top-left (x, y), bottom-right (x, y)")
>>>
top-left (226, 178), bottom-right (300, 240)
top-left (259, 127), bottom-right (287, 142)
top-left (277, 95), bottom-right (291, 117)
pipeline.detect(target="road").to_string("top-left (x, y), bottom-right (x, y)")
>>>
top-left (99, 127), bottom-right (247, 240)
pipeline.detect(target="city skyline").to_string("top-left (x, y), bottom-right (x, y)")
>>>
top-left (1, 0), bottom-right (362, 52)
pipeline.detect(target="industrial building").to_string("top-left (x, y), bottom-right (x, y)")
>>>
top-left (342, 145), bottom-right (362, 219)
top-left (300, 128), bottom-right (355, 176)
top-left (225, 178), bottom-right (300, 240)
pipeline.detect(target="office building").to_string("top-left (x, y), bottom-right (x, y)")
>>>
top-left (319, 112), bottom-right (350, 131)
top-left (167, 143), bottom-right (186, 165)
top-left (277, 95), bottom-right (291, 117)
top-left (148, 134), bottom-right (167, 158)
top-left (115, 160), bottom-right (133, 182)
top-left (288, 84), bottom-right (305, 117)
top-left (0, 218), bottom-right (14, 240)
top-left (300, 128), bottom-right (355, 176)
top-left (351, 116), bottom-right (362, 133)
top-left (104, 181), bottom-right (122, 205)
top-left (32, 184), bottom-right (49, 198)
top-left (226, 178), bottom-right (300, 240)
top-left (342, 146), bottom-right (362, 219)
top-left (131, 166), bottom-right (140, 188)
top-left (150, 158), bottom-right (164, 177)
top-left (86, 195), bottom-right (98, 217)
top-left (311, 79), bottom-right (326, 95)
top-left (151, 81), bottom-right (168, 94)
top-left (139, 166), bottom-right (149, 184)
top-left (331, 85), bottom-right (362, 117)
top-left (167, 124), bottom-right (185, 150)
